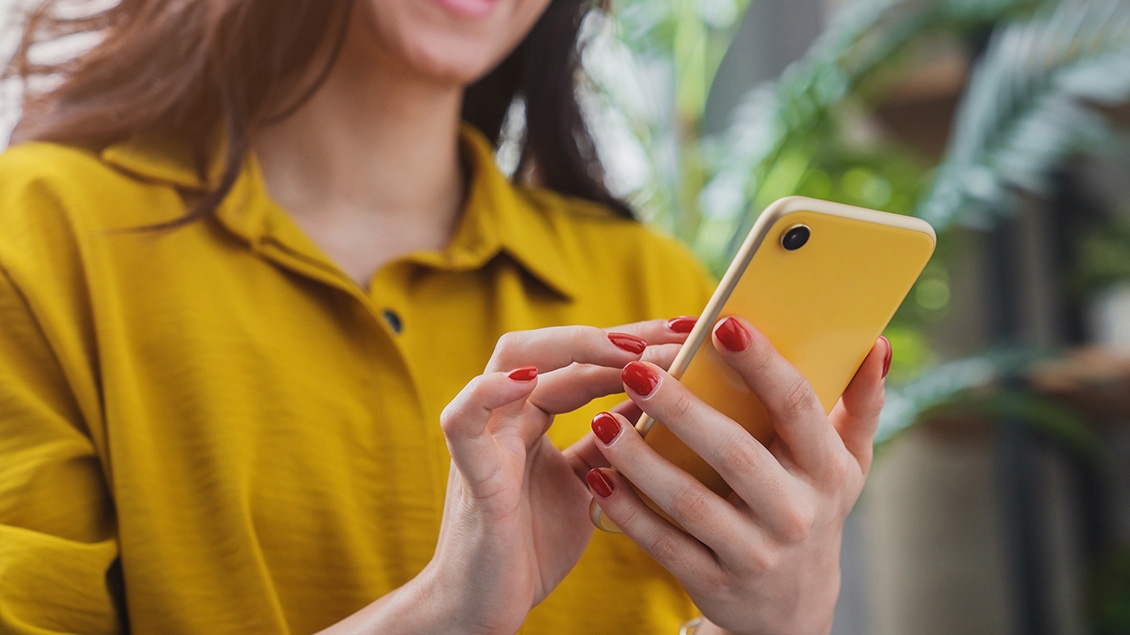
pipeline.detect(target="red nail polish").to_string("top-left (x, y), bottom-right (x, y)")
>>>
top-left (880, 336), bottom-right (892, 379)
top-left (507, 366), bottom-right (538, 382)
top-left (608, 332), bottom-right (647, 355)
top-left (666, 316), bottom-right (697, 334)
top-left (715, 317), bottom-right (751, 352)
top-left (592, 412), bottom-right (622, 445)
top-left (586, 468), bottom-right (615, 498)
top-left (622, 361), bottom-right (660, 397)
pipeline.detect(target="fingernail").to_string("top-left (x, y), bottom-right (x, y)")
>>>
top-left (666, 316), bottom-right (697, 334)
top-left (715, 317), bottom-right (750, 352)
top-left (592, 412), bottom-right (622, 445)
top-left (622, 361), bottom-right (660, 397)
top-left (608, 332), bottom-right (647, 355)
top-left (586, 468), bottom-right (615, 498)
top-left (880, 336), bottom-right (892, 379)
top-left (507, 366), bottom-right (538, 382)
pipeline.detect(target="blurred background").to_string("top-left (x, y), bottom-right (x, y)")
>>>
top-left (4, 0), bottom-right (1130, 633)
top-left (570, 0), bottom-right (1130, 633)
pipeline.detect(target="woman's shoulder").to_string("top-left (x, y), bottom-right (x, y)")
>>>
top-left (0, 142), bottom-right (104, 252)
top-left (0, 140), bottom-right (185, 244)
top-left (1, 142), bottom-right (94, 206)
top-left (0, 140), bottom-right (128, 198)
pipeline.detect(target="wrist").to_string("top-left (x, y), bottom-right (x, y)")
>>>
top-left (414, 560), bottom-right (523, 635)
top-left (312, 567), bottom-right (451, 635)
top-left (694, 611), bottom-right (834, 635)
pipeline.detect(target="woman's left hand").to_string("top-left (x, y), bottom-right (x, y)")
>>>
top-left (585, 316), bottom-right (890, 635)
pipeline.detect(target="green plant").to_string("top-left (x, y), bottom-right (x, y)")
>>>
top-left (1092, 547), bottom-right (1130, 635)
top-left (919, 0), bottom-right (1130, 230)
top-left (592, 0), bottom-right (1130, 430)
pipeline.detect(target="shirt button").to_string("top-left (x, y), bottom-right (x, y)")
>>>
top-left (382, 309), bottom-right (403, 334)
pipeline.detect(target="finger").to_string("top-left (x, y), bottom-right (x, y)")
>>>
top-left (562, 400), bottom-right (641, 478)
top-left (485, 326), bottom-right (655, 376)
top-left (562, 433), bottom-right (607, 479)
top-left (711, 316), bottom-right (844, 474)
top-left (644, 342), bottom-right (684, 371)
top-left (610, 399), bottom-right (644, 424)
top-left (585, 467), bottom-right (723, 584)
top-left (603, 316), bottom-right (699, 344)
top-left (530, 343), bottom-right (684, 414)
top-left (830, 337), bottom-right (888, 475)
top-left (440, 368), bottom-right (539, 488)
top-left (606, 370), bottom-right (799, 539)
top-left (591, 410), bottom-right (768, 560)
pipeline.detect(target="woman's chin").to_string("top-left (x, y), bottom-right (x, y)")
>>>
top-left (400, 40), bottom-right (504, 86)
top-left (352, 0), bottom-right (548, 88)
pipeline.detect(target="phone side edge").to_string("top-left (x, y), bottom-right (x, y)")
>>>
top-left (635, 199), bottom-right (795, 436)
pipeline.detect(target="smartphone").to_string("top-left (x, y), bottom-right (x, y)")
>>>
top-left (592, 196), bottom-right (936, 532)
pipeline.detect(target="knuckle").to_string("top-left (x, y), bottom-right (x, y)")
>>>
top-left (742, 543), bottom-right (780, 576)
top-left (439, 376), bottom-right (485, 437)
top-left (778, 375), bottom-right (817, 418)
top-left (669, 483), bottom-right (710, 521)
top-left (439, 403), bottom-right (461, 438)
top-left (614, 499), bottom-right (642, 528)
top-left (716, 436), bottom-right (760, 478)
top-left (776, 501), bottom-right (816, 544)
top-left (642, 343), bottom-right (680, 368)
top-left (665, 390), bottom-right (695, 423)
top-left (698, 569), bottom-right (730, 597)
top-left (746, 334), bottom-right (777, 374)
top-left (647, 530), bottom-right (682, 564)
top-left (823, 451), bottom-right (853, 483)
top-left (494, 331), bottom-right (525, 354)
top-left (572, 325), bottom-right (598, 340)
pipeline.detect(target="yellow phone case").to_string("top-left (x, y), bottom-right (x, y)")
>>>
top-left (592, 196), bottom-right (936, 532)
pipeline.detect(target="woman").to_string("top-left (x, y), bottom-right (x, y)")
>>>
top-left (0, 1), bottom-right (890, 634)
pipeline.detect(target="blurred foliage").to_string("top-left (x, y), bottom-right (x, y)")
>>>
top-left (919, 0), bottom-right (1130, 230)
top-left (1075, 206), bottom-right (1130, 296)
top-left (588, 0), bottom-right (1130, 619)
top-left (587, 1), bottom-right (1130, 625)
top-left (589, 0), bottom-right (1130, 438)
top-left (882, 378), bottom-right (1103, 463)
top-left (1092, 547), bottom-right (1130, 635)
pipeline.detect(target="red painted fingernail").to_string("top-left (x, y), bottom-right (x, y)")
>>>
top-left (586, 468), bottom-right (615, 498)
top-left (880, 336), bottom-right (892, 379)
top-left (507, 366), bottom-right (538, 382)
top-left (622, 361), bottom-right (660, 397)
top-left (592, 412), bottom-right (622, 445)
top-left (608, 332), bottom-right (647, 355)
top-left (715, 317), bottom-right (751, 352)
top-left (666, 316), bottom-right (697, 333)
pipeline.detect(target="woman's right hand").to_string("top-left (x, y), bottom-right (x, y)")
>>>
top-left (318, 318), bottom-right (694, 635)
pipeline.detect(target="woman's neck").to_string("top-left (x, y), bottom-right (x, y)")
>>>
top-left (251, 31), bottom-right (467, 285)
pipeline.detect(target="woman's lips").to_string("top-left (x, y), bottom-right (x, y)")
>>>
top-left (433, 0), bottom-right (500, 18)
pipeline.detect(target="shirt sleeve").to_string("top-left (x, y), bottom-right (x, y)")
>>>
top-left (0, 267), bottom-right (124, 635)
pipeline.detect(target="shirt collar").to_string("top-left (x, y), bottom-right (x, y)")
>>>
top-left (98, 124), bottom-right (578, 300)
top-left (100, 131), bottom-right (218, 191)
top-left (433, 124), bottom-right (577, 300)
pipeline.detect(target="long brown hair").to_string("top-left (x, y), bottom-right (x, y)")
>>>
top-left (6, 0), bottom-right (631, 222)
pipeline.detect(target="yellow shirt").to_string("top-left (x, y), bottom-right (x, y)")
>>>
top-left (0, 126), bottom-right (715, 635)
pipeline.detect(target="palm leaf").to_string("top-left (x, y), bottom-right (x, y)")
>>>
top-left (918, 0), bottom-right (1130, 230)
top-left (702, 0), bottom-right (1046, 262)
top-left (877, 349), bottom-right (1100, 464)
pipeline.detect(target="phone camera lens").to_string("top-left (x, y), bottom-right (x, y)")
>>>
top-left (781, 225), bottom-right (810, 251)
